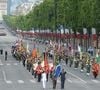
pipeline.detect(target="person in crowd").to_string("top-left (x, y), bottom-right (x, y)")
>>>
top-left (65, 55), bottom-right (68, 65)
top-left (92, 60), bottom-right (99, 79)
top-left (36, 62), bottom-right (42, 82)
top-left (0, 49), bottom-right (3, 55)
top-left (41, 71), bottom-right (47, 89)
top-left (52, 69), bottom-right (57, 89)
top-left (5, 51), bottom-right (8, 60)
top-left (60, 69), bottom-right (66, 89)
top-left (52, 75), bottom-right (57, 89)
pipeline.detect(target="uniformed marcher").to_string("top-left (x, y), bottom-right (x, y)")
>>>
top-left (69, 57), bottom-right (73, 67)
top-left (86, 62), bottom-right (91, 75)
top-left (52, 75), bottom-right (57, 89)
top-left (92, 61), bottom-right (99, 79)
top-left (52, 69), bottom-right (57, 89)
top-left (36, 62), bottom-right (42, 82)
top-left (60, 69), bottom-right (66, 89)
top-left (65, 55), bottom-right (68, 65)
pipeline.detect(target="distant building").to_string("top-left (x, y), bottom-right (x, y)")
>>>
top-left (11, 0), bottom-right (44, 16)
top-left (13, 2), bottom-right (34, 16)
top-left (7, 0), bottom-right (12, 15)
top-left (0, 0), bottom-right (7, 20)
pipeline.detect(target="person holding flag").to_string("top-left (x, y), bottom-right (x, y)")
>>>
top-left (52, 63), bottom-right (62, 89)
top-left (36, 62), bottom-right (42, 82)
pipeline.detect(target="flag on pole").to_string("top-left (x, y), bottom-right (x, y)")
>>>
top-left (83, 28), bottom-right (87, 34)
top-left (44, 52), bottom-right (49, 73)
top-left (96, 50), bottom-right (100, 64)
top-left (76, 32), bottom-right (81, 39)
top-left (26, 42), bottom-right (29, 53)
top-left (32, 48), bottom-right (37, 58)
top-left (92, 28), bottom-right (96, 34)
top-left (54, 63), bottom-right (61, 78)
top-left (78, 45), bottom-right (81, 52)
top-left (91, 28), bottom-right (97, 40)
top-left (96, 56), bottom-right (100, 64)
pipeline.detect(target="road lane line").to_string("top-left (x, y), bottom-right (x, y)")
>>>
top-left (18, 80), bottom-right (24, 84)
top-left (67, 71), bottom-right (87, 83)
top-left (30, 80), bottom-right (36, 83)
top-left (67, 79), bottom-right (73, 83)
top-left (92, 80), bottom-right (100, 83)
top-left (13, 63), bottom-right (18, 66)
top-left (6, 80), bottom-right (12, 84)
top-left (2, 71), bottom-right (7, 81)
top-left (0, 63), bottom-right (3, 66)
top-left (2, 71), bottom-right (12, 84)
top-left (0, 59), bottom-right (3, 66)
top-left (6, 63), bottom-right (10, 66)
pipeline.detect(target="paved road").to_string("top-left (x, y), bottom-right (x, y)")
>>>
top-left (0, 23), bottom-right (100, 90)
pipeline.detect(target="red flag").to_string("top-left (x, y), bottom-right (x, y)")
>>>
top-left (32, 48), bottom-right (37, 58)
top-left (44, 52), bottom-right (49, 73)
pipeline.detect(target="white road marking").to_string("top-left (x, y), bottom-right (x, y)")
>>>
top-left (67, 79), bottom-right (73, 83)
top-left (2, 71), bottom-right (12, 84)
top-left (0, 63), bottom-right (3, 65)
top-left (0, 59), bottom-right (3, 66)
top-left (6, 80), bottom-right (12, 84)
top-left (30, 79), bottom-right (36, 83)
top-left (67, 71), bottom-right (87, 83)
top-left (6, 63), bottom-right (10, 66)
top-left (18, 80), bottom-right (24, 84)
top-left (92, 80), bottom-right (100, 83)
top-left (13, 63), bottom-right (18, 66)
top-left (2, 71), bottom-right (7, 81)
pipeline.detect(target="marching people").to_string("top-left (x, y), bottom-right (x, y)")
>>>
top-left (41, 70), bottom-right (47, 89)
top-left (60, 69), bottom-right (66, 89)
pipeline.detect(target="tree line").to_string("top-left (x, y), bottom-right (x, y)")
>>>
top-left (3, 0), bottom-right (100, 34)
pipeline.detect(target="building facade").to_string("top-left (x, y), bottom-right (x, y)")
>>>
top-left (0, 0), bottom-right (7, 20)
top-left (13, 2), bottom-right (34, 16)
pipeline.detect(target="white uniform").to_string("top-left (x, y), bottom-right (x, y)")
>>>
top-left (42, 72), bottom-right (47, 89)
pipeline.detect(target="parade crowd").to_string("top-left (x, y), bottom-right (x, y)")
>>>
top-left (10, 39), bottom-right (100, 89)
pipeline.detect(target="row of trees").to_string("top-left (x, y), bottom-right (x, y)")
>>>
top-left (3, 0), bottom-right (100, 34)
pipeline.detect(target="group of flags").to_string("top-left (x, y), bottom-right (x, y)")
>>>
top-left (31, 45), bottom-right (62, 77)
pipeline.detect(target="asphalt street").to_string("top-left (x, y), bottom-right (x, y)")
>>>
top-left (0, 23), bottom-right (100, 90)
